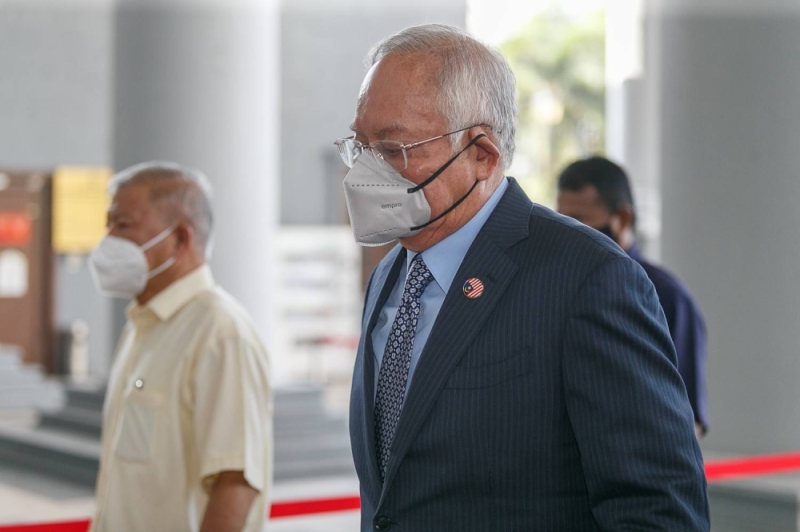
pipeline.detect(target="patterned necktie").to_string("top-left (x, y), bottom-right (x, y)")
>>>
top-left (374, 254), bottom-right (433, 480)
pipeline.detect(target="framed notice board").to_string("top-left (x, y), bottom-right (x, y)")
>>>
top-left (0, 170), bottom-right (54, 370)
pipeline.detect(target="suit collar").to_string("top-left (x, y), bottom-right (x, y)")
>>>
top-left (360, 244), bottom-right (406, 494)
top-left (377, 177), bottom-right (532, 500)
top-left (407, 177), bottom-right (510, 294)
top-left (475, 177), bottom-right (532, 251)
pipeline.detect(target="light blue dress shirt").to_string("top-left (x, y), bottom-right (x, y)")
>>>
top-left (371, 177), bottom-right (510, 395)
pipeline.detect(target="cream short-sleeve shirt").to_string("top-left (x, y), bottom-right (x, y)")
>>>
top-left (91, 265), bottom-right (273, 532)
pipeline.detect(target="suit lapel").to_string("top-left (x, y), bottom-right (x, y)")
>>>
top-left (379, 179), bottom-right (533, 499)
top-left (357, 245), bottom-right (406, 496)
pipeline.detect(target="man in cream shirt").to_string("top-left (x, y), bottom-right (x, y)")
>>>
top-left (88, 161), bottom-right (272, 532)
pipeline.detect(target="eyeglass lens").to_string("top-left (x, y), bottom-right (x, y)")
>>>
top-left (336, 139), bottom-right (409, 172)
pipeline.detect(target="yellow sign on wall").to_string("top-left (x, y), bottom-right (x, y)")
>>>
top-left (52, 166), bottom-right (112, 254)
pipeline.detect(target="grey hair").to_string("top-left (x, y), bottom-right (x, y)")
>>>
top-left (109, 161), bottom-right (215, 258)
top-left (367, 24), bottom-right (517, 170)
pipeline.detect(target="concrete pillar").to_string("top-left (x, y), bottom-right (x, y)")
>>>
top-left (606, 0), bottom-right (663, 259)
top-left (625, 0), bottom-right (800, 454)
top-left (112, 0), bottom-right (283, 378)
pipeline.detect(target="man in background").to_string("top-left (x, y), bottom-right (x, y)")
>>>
top-left (88, 161), bottom-right (272, 532)
top-left (557, 155), bottom-right (708, 436)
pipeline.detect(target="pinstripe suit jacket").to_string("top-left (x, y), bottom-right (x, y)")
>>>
top-left (349, 179), bottom-right (709, 531)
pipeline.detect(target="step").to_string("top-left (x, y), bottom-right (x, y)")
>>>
top-left (0, 381), bottom-right (354, 486)
top-left (275, 447), bottom-right (353, 470)
top-left (0, 424), bottom-right (354, 486)
top-left (39, 405), bottom-right (103, 438)
top-left (61, 385), bottom-right (327, 412)
top-left (273, 406), bottom-right (339, 426)
top-left (275, 431), bottom-right (351, 452)
top-left (274, 455), bottom-right (356, 482)
top-left (65, 387), bottom-right (106, 412)
top-left (35, 405), bottom-right (346, 440)
top-left (47, 384), bottom-right (345, 436)
top-left (275, 416), bottom-right (347, 437)
top-left (0, 408), bottom-right (38, 428)
top-left (0, 346), bottom-right (23, 370)
top-left (274, 404), bottom-right (343, 421)
top-left (0, 381), bottom-right (64, 410)
top-left (274, 386), bottom-right (325, 410)
top-left (275, 454), bottom-right (354, 475)
top-left (274, 411), bottom-right (335, 427)
top-left (0, 425), bottom-right (100, 458)
top-left (0, 366), bottom-right (43, 386)
top-left (0, 425), bottom-right (100, 486)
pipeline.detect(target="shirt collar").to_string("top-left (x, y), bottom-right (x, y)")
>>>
top-left (127, 264), bottom-right (215, 322)
top-left (408, 177), bottom-right (510, 293)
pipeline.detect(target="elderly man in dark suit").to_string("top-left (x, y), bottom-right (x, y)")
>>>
top-left (336, 24), bottom-right (709, 532)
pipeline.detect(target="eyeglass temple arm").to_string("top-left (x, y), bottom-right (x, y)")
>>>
top-left (402, 125), bottom-right (476, 150)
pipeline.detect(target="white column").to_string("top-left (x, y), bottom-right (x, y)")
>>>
top-left (635, 0), bottom-right (800, 454)
top-left (606, 0), bottom-right (662, 258)
top-left (113, 0), bottom-right (283, 379)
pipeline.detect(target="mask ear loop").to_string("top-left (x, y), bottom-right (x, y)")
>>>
top-left (409, 179), bottom-right (480, 232)
top-left (141, 225), bottom-right (179, 278)
top-left (141, 225), bottom-right (178, 252)
top-left (406, 133), bottom-right (487, 194)
top-left (407, 133), bottom-right (488, 232)
top-left (147, 255), bottom-right (177, 279)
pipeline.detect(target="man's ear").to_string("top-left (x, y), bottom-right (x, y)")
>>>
top-left (616, 205), bottom-right (635, 233)
top-left (173, 224), bottom-right (195, 258)
top-left (470, 127), bottom-right (501, 181)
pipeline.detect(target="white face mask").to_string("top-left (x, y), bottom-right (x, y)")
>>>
top-left (89, 226), bottom-right (177, 298)
top-left (342, 150), bottom-right (430, 246)
top-left (342, 134), bottom-right (485, 247)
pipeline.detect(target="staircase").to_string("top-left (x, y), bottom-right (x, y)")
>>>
top-left (0, 345), bottom-right (64, 426)
top-left (0, 382), bottom-right (354, 487)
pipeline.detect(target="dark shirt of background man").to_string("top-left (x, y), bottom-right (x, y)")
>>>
top-left (556, 156), bottom-right (708, 435)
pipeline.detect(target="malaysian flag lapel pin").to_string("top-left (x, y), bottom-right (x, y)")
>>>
top-left (463, 278), bottom-right (484, 299)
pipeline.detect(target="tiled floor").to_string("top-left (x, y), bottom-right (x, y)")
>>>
top-left (0, 467), bottom-right (361, 531)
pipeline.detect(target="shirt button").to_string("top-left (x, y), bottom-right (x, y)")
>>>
top-left (134, 379), bottom-right (144, 390)
top-left (374, 516), bottom-right (391, 530)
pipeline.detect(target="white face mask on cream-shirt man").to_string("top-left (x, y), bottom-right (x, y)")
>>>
top-left (89, 225), bottom-right (177, 298)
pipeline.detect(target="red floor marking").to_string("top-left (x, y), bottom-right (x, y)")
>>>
top-left (0, 522), bottom-right (89, 532)
top-left (0, 495), bottom-right (362, 531)
top-left (705, 452), bottom-right (800, 482)
top-left (9, 454), bottom-right (800, 532)
top-left (269, 495), bottom-right (361, 518)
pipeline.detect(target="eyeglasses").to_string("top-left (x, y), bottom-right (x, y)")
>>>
top-left (334, 124), bottom-right (489, 173)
